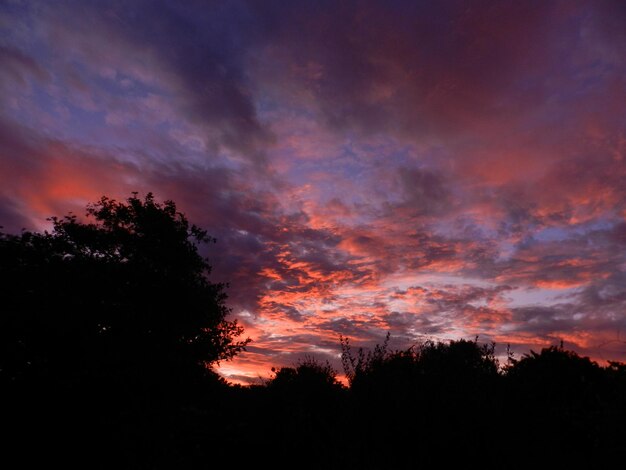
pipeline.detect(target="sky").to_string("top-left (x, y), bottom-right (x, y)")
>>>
top-left (2, 0), bottom-right (626, 384)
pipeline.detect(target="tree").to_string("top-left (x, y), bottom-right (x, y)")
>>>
top-left (503, 345), bottom-right (606, 457)
top-left (0, 193), bottom-right (249, 392)
top-left (340, 335), bottom-right (502, 465)
top-left (268, 356), bottom-right (344, 394)
top-left (264, 357), bottom-right (345, 462)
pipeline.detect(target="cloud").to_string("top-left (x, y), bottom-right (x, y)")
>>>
top-left (252, 0), bottom-right (562, 140)
top-left (0, 195), bottom-right (30, 233)
top-left (15, 0), bottom-right (274, 160)
top-left (396, 167), bottom-right (452, 217)
top-left (0, 45), bottom-right (50, 86)
top-left (3, 0), bottom-right (626, 378)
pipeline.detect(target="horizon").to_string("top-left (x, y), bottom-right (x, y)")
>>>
top-left (2, 0), bottom-right (626, 384)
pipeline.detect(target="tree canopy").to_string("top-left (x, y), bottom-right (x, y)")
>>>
top-left (0, 193), bottom-right (248, 391)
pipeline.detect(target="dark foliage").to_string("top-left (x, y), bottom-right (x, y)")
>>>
top-left (502, 345), bottom-right (621, 463)
top-left (0, 194), bottom-right (248, 465)
top-left (340, 336), bottom-right (502, 466)
top-left (249, 339), bottom-right (626, 467)
top-left (269, 356), bottom-right (343, 394)
top-left (259, 358), bottom-right (346, 461)
top-left (1, 194), bottom-right (625, 466)
top-left (1, 193), bottom-right (248, 386)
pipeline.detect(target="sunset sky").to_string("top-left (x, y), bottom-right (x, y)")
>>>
top-left (2, 0), bottom-right (626, 383)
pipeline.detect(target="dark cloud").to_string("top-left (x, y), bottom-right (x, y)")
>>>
top-left (383, 311), bottom-right (448, 336)
top-left (0, 116), bottom-right (41, 173)
top-left (609, 222), bottom-right (626, 245)
top-left (364, 284), bottom-right (516, 345)
top-left (397, 167), bottom-right (452, 216)
top-left (0, 45), bottom-right (50, 86)
top-left (317, 317), bottom-right (379, 338)
top-left (577, 271), bottom-right (626, 313)
top-left (30, 0), bottom-right (274, 159)
top-left (262, 302), bottom-right (305, 323)
top-left (0, 195), bottom-right (30, 233)
top-left (511, 304), bottom-right (578, 330)
top-left (252, 0), bottom-right (561, 140)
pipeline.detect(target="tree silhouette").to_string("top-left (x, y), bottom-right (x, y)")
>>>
top-left (3, 195), bottom-right (626, 465)
top-left (341, 336), bottom-right (502, 465)
top-left (269, 356), bottom-right (344, 396)
top-left (0, 193), bottom-right (249, 393)
top-left (264, 357), bottom-right (346, 463)
top-left (504, 345), bottom-right (608, 462)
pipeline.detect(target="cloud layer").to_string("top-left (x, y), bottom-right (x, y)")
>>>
top-left (2, 0), bottom-right (626, 382)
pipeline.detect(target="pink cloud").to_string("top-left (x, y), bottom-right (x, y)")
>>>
top-left (4, 1), bottom-right (626, 381)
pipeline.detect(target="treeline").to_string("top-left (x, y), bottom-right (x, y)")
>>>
top-left (257, 338), bottom-right (626, 466)
top-left (2, 194), bottom-right (625, 466)
top-left (8, 337), bottom-right (625, 467)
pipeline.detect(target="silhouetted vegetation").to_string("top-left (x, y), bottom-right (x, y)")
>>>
top-left (2, 195), bottom-right (625, 466)
top-left (1, 194), bottom-right (248, 466)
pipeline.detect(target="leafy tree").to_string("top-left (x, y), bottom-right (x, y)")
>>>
top-left (341, 334), bottom-right (499, 392)
top-left (0, 193), bottom-right (249, 391)
top-left (269, 356), bottom-right (343, 394)
top-left (505, 344), bottom-right (603, 392)
top-left (503, 345), bottom-right (606, 457)
top-left (264, 357), bottom-right (345, 462)
top-left (340, 332), bottom-right (390, 387)
top-left (340, 335), bottom-right (502, 465)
